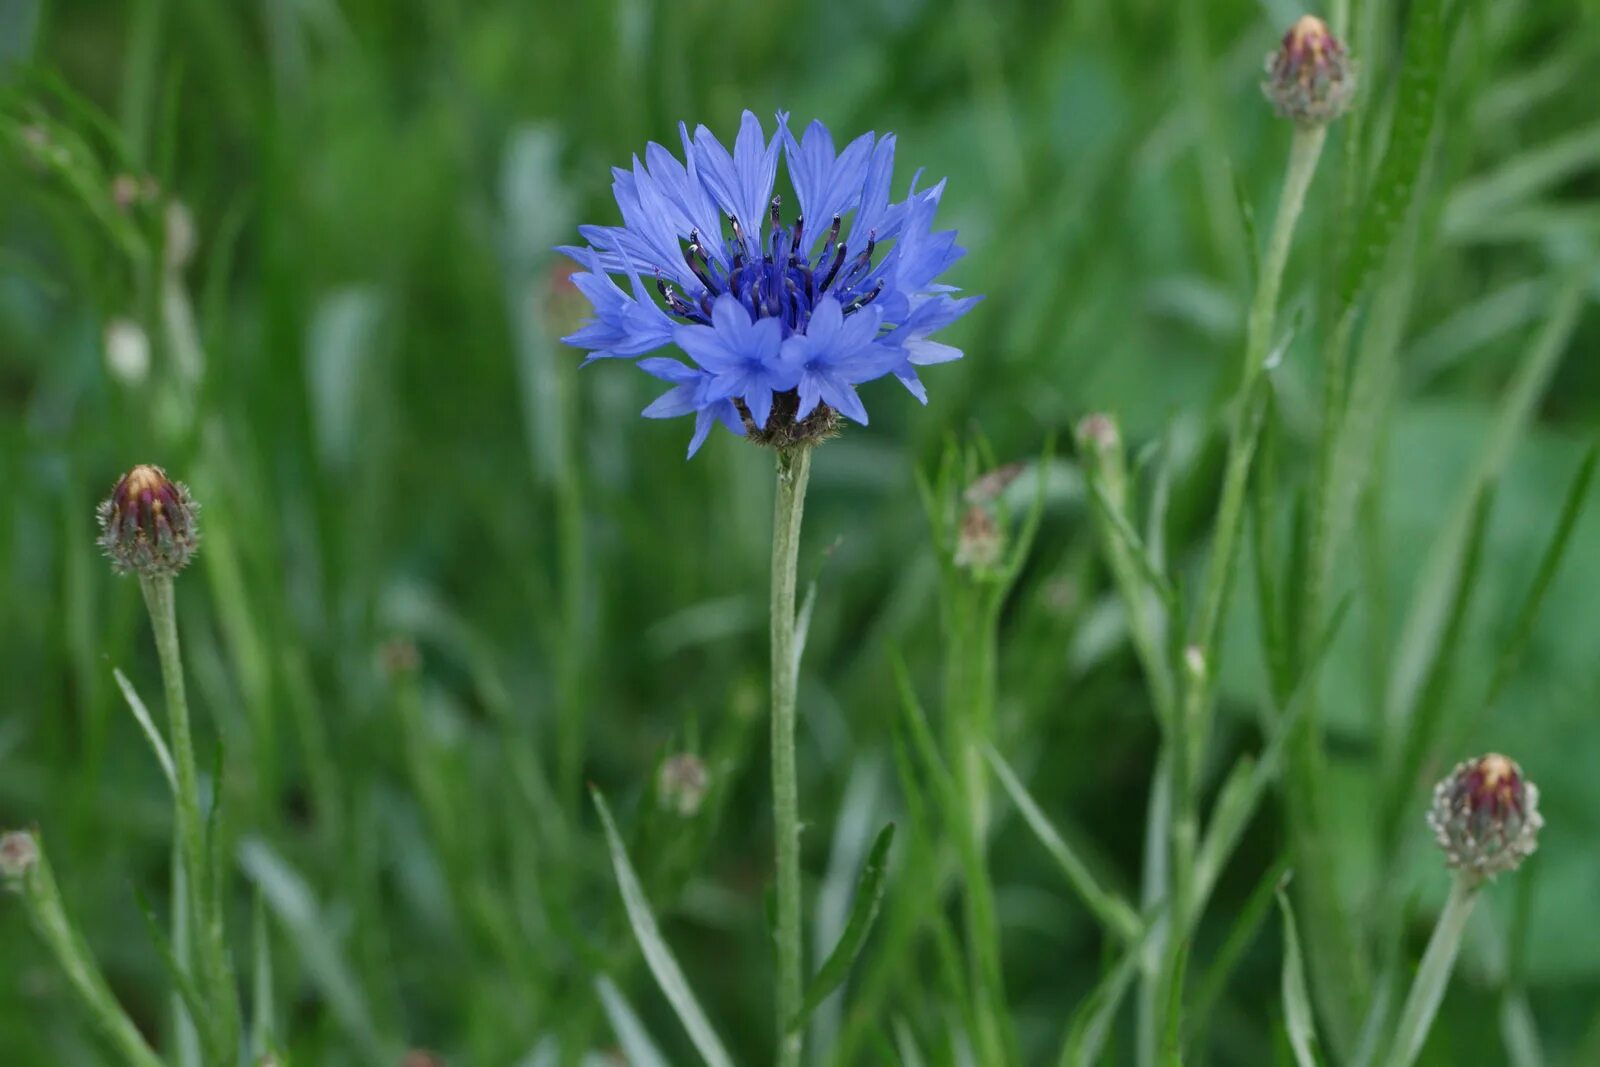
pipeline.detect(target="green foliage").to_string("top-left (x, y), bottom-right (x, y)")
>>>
top-left (2, 0), bottom-right (1598, 1064)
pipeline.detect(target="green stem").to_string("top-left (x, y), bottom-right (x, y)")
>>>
top-left (1385, 877), bottom-right (1479, 1067)
top-left (770, 445), bottom-right (812, 1067)
top-left (17, 847), bottom-right (169, 1067)
top-left (1191, 123), bottom-right (1327, 668)
top-left (139, 574), bottom-right (239, 1056)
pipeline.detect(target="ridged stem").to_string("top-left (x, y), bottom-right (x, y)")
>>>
top-left (1385, 876), bottom-right (1479, 1067)
top-left (139, 573), bottom-right (239, 1056)
top-left (770, 444), bottom-right (812, 1067)
top-left (14, 846), bottom-right (168, 1067)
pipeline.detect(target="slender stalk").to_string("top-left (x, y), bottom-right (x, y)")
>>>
top-left (1385, 877), bottom-right (1479, 1067)
top-left (1191, 124), bottom-right (1327, 668)
top-left (770, 444), bottom-right (812, 1067)
top-left (139, 574), bottom-right (239, 1055)
top-left (14, 848), bottom-right (169, 1067)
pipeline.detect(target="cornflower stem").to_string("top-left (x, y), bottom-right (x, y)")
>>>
top-left (14, 846), bottom-right (168, 1067)
top-left (946, 584), bottom-right (1011, 1066)
top-left (139, 573), bottom-right (239, 1056)
top-left (1385, 876), bottom-right (1479, 1067)
top-left (1190, 123), bottom-right (1327, 675)
top-left (770, 444), bottom-right (812, 1067)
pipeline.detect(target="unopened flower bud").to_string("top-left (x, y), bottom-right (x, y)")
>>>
top-left (96, 465), bottom-right (200, 577)
top-left (1183, 645), bottom-right (1207, 681)
top-left (165, 202), bottom-right (198, 271)
top-left (1427, 754), bottom-right (1542, 879)
top-left (658, 753), bottom-right (709, 817)
top-left (1075, 412), bottom-right (1120, 455)
top-left (1, 830), bottom-right (39, 882)
top-left (954, 505), bottom-right (1004, 571)
top-left (401, 1053), bottom-right (446, 1067)
top-left (1263, 15), bottom-right (1356, 127)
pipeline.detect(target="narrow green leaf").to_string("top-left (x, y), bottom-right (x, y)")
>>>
top-left (1338, 0), bottom-right (1447, 310)
top-left (789, 823), bottom-right (896, 1032)
top-left (1058, 918), bottom-right (1160, 1066)
top-left (1277, 884), bottom-right (1322, 1067)
top-left (595, 975), bottom-right (671, 1067)
top-left (131, 888), bottom-right (222, 1065)
top-left (112, 667), bottom-right (177, 793)
top-left (1160, 935), bottom-right (1189, 1065)
top-left (1482, 444), bottom-right (1598, 709)
top-left (985, 744), bottom-right (1141, 942)
top-left (590, 788), bottom-right (735, 1067)
top-left (1191, 855), bottom-right (1291, 1033)
top-left (239, 839), bottom-right (394, 1067)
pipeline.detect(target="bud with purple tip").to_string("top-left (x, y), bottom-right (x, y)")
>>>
top-left (1263, 15), bottom-right (1356, 127)
top-left (1427, 754), bottom-right (1543, 879)
top-left (96, 465), bottom-right (200, 577)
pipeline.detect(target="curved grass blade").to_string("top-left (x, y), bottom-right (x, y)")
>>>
top-left (595, 974), bottom-right (670, 1067)
top-left (789, 822), bottom-right (896, 1032)
top-left (112, 667), bottom-right (177, 793)
top-left (591, 788), bottom-right (735, 1067)
top-left (1277, 883), bottom-right (1322, 1067)
top-left (985, 744), bottom-right (1142, 943)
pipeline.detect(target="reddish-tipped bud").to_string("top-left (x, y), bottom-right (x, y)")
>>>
top-left (658, 754), bottom-right (710, 817)
top-left (954, 505), bottom-right (1004, 571)
top-left (1427, 754), bottom-right (1543, 879)
top-left (1, 830), bottom-right (39, 883)
top-left (96, 465), bottom-right (200, 577)
top-left (1263, 15), bottom-right (1356, 127)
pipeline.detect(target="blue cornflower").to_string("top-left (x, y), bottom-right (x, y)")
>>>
top-left (560, 111), bottom-right (977, 457)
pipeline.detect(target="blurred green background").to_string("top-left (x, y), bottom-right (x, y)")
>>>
top-left (3, 0), bottom-right (1599, 1063)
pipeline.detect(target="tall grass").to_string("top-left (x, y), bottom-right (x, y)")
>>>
top-left (2, 1), bottom-right (1599, 1064)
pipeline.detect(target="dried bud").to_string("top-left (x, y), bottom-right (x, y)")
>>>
top-left (964, 462), bottom-right (1026, 506)
top-left (401, 1053), bottom-right (446, 1067)
top-left (1427, 754), bottom-right (1542, 879)
top-left (96, 465), bottom-right (200, 577)
top-left (954, 505), bottom-right (1004, 571)
top-left (379, 638), bottom-right (422, 678)
top-left (1, 830), bottom-right (39, 882)
top-left (112, 174), bottom-right (142, 211)
top-left (658, 753), bottom-right (710, 817)
top-left (1263, 16), bottom-right (1356, 127)
top-left (1075, 413), bottom-right (1120, 455)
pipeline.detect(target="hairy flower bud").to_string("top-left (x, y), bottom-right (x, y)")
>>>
top-left (954, 505), bottom-right (1004, 571)
top-left (658, 753), bottom-right (710, 817)
top-left (96, 465), bottom-right (200, 577)
top-left (1427, 754), bottom-right (1542, 879)
top-left (1, 830), bottom-right (39, 883)
top-left (1263, 15), bottom-right (1356, 127)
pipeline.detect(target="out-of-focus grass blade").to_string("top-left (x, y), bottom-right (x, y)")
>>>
top-left (1191, 855), bottom-right (1291, 1034)
top-left (1384, 275), bottom-right (1586, 759)
top-left (1337, 0), bottom-right (1447, 310)
top-left (1482, 444), bottom-right (1598, 709)
top-left (1385, 484), bottom-right (1495, 838)
top-left (112, 667), bottom-right (176, 793)
top-left (1443, 120), bottom-right (1600, 234)
top-left (591, 788), bottom-right (735, 1067)
top-left (893, 1017), bottom-right (929, 1067)
top-left (239, 839), bottom-right (395, 1066)
top-left (1088, 481), bottom-right (1176, 608)
top-left (790, 823), bottom-right (895, 1032)
top-left (1159, 940), bottom-right (1188, 1067)
top-left (984, 744), bottom-right (1141, 942)
top-left (595, 975), bottom-right (670, 1067)
top-left (132, 887), bottom-right (220, 1065)
top-left (252, 892), bottom-right (276, 1059)
top-left (1277, 884), bottom-right (1322, 1067)
top-left (1058, 916), bottom-right (1160, 1067)
top-left (1194, 599), bottom-right (1350, 905)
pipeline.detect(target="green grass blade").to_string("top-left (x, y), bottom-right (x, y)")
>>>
top-left (984, 744), bottom-right (1141, 942)
top-left (111, 667), bottom-right (176, 794)
top-left (1277, 884), bottom-right (1322, 1067)
top-left (590, 788), bottom-right (735, 1067)
top-left (1337, 0), bottom-right (1447, 310)
top-left (790, 823), bottom-right (896, 1032)
top-left (595, 974), bottom-right (671, 1067)
top-left (238, 839), bottom-right (394, 1067)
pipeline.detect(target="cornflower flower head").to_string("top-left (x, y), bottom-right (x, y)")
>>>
top-left (560, 111), bottom-right (978, 457)
top-left (1427, 753), bottom-right (1543, 880)
top-left (96, 464), bottom-right (199, 577)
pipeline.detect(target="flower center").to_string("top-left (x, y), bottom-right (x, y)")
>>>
top-left (655, 195), bottom-right (884, 336)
